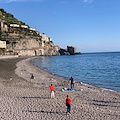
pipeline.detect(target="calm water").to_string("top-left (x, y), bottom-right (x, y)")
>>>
top-left (30, 52), bottom-right (120, 93)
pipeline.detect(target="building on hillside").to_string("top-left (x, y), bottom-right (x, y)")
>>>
top-left (67, 46), bottom-right (76, 55)
top-left (40, 33), bottom-right (50, 42)
top-left (40, 33), bottom-right (52, 42)
top-left (40, 33), bottom-right (52, 47)
top-left (29, 28), bottom-right (36, 31)
top-left (36, 31), bottom-right (40, 35)
top-left (21, 25), bottom-right (28, 29)
top-left (10, 24), bottom-right (20, 28)
top-left (0, 40), bottom-right (6, 48)
top-left (0, 20), bottom-right (8, 32)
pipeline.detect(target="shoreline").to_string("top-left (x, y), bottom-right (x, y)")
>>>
top-left (0, 56), bottom-right (120, 119)
top-left (30, 57), bottom-right (120, 94)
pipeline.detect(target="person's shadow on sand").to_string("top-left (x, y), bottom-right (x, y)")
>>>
top-left (90, 99), bottom-right (120, 108)
top-left (22, 110), bottom-right (67, 116)
top-left (17, 97), bottom-right (50, 99)
top-left (19, 97), bottom-right (68, 116)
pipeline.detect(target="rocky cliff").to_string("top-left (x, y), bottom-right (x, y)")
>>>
top-left (0, 9), bottom-right (60, 56)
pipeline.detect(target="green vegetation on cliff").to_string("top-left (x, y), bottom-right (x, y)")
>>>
top-left (0, 8), bottom-right (26, 25)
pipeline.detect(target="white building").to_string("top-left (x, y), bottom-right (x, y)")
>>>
top-left (40, 33), bottom-right (51, 42)
top-left (10, 24), bottom-right (20, 27)
top-left (0, 41), bottom-right (6, 48)
top-left (21, 25), bottom-right (28, 29)
top-left (29, 28), bottom-right (36, 31)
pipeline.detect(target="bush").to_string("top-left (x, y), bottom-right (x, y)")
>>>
top-left (0, 48), bottom-right (6, 55)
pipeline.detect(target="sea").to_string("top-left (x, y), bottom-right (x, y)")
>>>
top-left (30, 52), bottom-right (120, 93)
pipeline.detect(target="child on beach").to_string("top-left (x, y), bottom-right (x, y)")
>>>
top-left (31, 74), bottom-right (35, 79)
top-left (50, 84), bottom-right (55, 99)
top-left (66, 95), bottom-right (71, 114)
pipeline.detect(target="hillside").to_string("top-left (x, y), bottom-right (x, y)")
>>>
top-left (0, 9), bottom-right (60, 56)
top-left (0, 8), bottom-right (26, 26)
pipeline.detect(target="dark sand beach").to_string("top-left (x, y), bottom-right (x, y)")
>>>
top-left (0, 57), bottom-right (120, 120)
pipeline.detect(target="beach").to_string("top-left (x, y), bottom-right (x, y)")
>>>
top-left (0, 57), bottom-right (120, 120)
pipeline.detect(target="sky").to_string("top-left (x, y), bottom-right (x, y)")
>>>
top-left (0, 0), bottom-right (120, 53)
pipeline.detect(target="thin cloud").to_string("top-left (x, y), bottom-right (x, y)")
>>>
top-left (7, 0), bottom-right (16, 3)
top-left (83, 0), bottom-right (94, 4)
top-left (0, 0), bottom-right (43, 3)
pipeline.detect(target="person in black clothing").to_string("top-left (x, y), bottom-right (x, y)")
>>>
top-left (31, 74), bottom-right (35, 79)
top-left (69, 76), bottom-right (75, 89)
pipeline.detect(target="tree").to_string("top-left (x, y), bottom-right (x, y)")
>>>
top-left (0, 9), bottom-right (6, 13)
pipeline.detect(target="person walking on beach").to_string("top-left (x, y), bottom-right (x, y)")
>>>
top-left (50, 84), bottom-right (55, 99)
top-left (66, 95), bottom-right (71, 114)
top-left (69, 76), bottom-right (75, 89)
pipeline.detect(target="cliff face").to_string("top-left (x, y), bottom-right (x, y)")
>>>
top-left (7, 37), bottom-right (40, 50)
top-left (6, 34), bottom-right (60, 56)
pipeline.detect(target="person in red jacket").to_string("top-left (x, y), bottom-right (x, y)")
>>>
top-left (50, 84), bottom-right (55, 99)
top-left (66, 95), bottom-right (71, 114)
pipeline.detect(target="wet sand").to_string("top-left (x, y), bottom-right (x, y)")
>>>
top-left (0, 57), bottom-right (120, 120)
